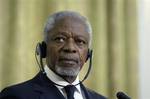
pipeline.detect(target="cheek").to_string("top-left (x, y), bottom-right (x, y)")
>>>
top-left (79, 49), bottom-right (88, 64)
top-left (46, 48), bottom-right (58, 65)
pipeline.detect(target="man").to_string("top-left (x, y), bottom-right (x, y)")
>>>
top-left (0, 11), bottom-right (106, 99)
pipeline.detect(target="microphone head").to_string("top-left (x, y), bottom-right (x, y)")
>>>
top-left (116, 92), bottom-right (131, 99)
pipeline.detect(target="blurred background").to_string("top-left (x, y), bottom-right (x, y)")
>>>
top-left (0, 0), bottom-right (149, 99)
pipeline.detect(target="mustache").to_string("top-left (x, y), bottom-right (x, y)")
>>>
top-left (59, 54), bottom-right (79, 63)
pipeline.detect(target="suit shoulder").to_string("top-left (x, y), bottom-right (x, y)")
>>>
top-left (3, 79), bottom-right (33, 91)
top-left (0, 81), bottom-right (32, 96)
top-left (87, 88), bottom-right (107, 99)
top-left (0, 78), bottom-right (36, 99)
top-left (0, 72), bottom-right (41, 93)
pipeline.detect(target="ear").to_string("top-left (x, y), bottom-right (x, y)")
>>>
top-left (86, 49), bottom-right (92, 61)
top-left (36, 41), bottom-right (47, 58)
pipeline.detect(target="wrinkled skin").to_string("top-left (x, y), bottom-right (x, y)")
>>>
top-left (46, 16), bottom-right (90, 83)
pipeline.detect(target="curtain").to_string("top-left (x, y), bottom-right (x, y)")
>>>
top-left (0, 0), bottom-right (138, 99)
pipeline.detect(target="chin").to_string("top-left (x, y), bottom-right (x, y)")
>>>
top-left (55, 65), bottom-right (80, 77)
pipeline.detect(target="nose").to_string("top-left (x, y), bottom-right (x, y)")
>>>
top-left (62, 38), bottom-right (77, 53)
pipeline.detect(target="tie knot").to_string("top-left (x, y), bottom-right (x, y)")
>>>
top-left (64, 85), bottom-right (76, 99)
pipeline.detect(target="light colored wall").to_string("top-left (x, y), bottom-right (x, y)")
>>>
top-left (138, 0), bottom-right (150, 99)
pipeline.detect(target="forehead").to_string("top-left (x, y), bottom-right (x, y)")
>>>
top-left (49, 17), bottom-right (90, 39)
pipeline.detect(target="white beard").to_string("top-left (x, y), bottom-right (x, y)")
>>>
top-left (55, 65), bottom-right (80, 77)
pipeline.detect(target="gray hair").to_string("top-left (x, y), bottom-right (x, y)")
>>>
top-left (43, 11), bottom-right (92, 47)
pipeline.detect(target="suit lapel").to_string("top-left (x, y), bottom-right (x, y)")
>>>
top-left (32, 72), bottom-right (65, 99)
top-left (80, 83), bottom-right (92, 99)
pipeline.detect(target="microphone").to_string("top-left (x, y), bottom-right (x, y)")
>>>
top-left (116, 92), bottom-right (131, 99)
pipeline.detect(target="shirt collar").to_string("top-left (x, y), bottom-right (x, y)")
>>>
top-left (44, 65), bottom-right (81, 93)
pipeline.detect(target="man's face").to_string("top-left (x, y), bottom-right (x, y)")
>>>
top-left (46, 17), bottom-right (90, 77)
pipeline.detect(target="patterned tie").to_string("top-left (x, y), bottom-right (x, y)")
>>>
top-left (64, 85), bottom-right (76, 99)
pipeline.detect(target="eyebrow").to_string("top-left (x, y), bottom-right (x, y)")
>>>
top-left (49, 31), bottom-right (89, 40)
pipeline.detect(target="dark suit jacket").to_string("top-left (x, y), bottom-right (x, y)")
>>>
top-left (0, 72), bottom-right (106, 99)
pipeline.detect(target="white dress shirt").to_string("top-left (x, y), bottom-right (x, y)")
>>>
top-left (44, 65), bottom-right (84, 99)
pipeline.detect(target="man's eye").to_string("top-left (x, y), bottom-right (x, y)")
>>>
top-left (54, 37), bottom-right (65, 43)
top-left (76, 39), bottom-right (86, 45)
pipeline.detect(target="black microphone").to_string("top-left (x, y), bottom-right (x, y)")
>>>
top-left (116, 92), bottom-right (131, 99)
